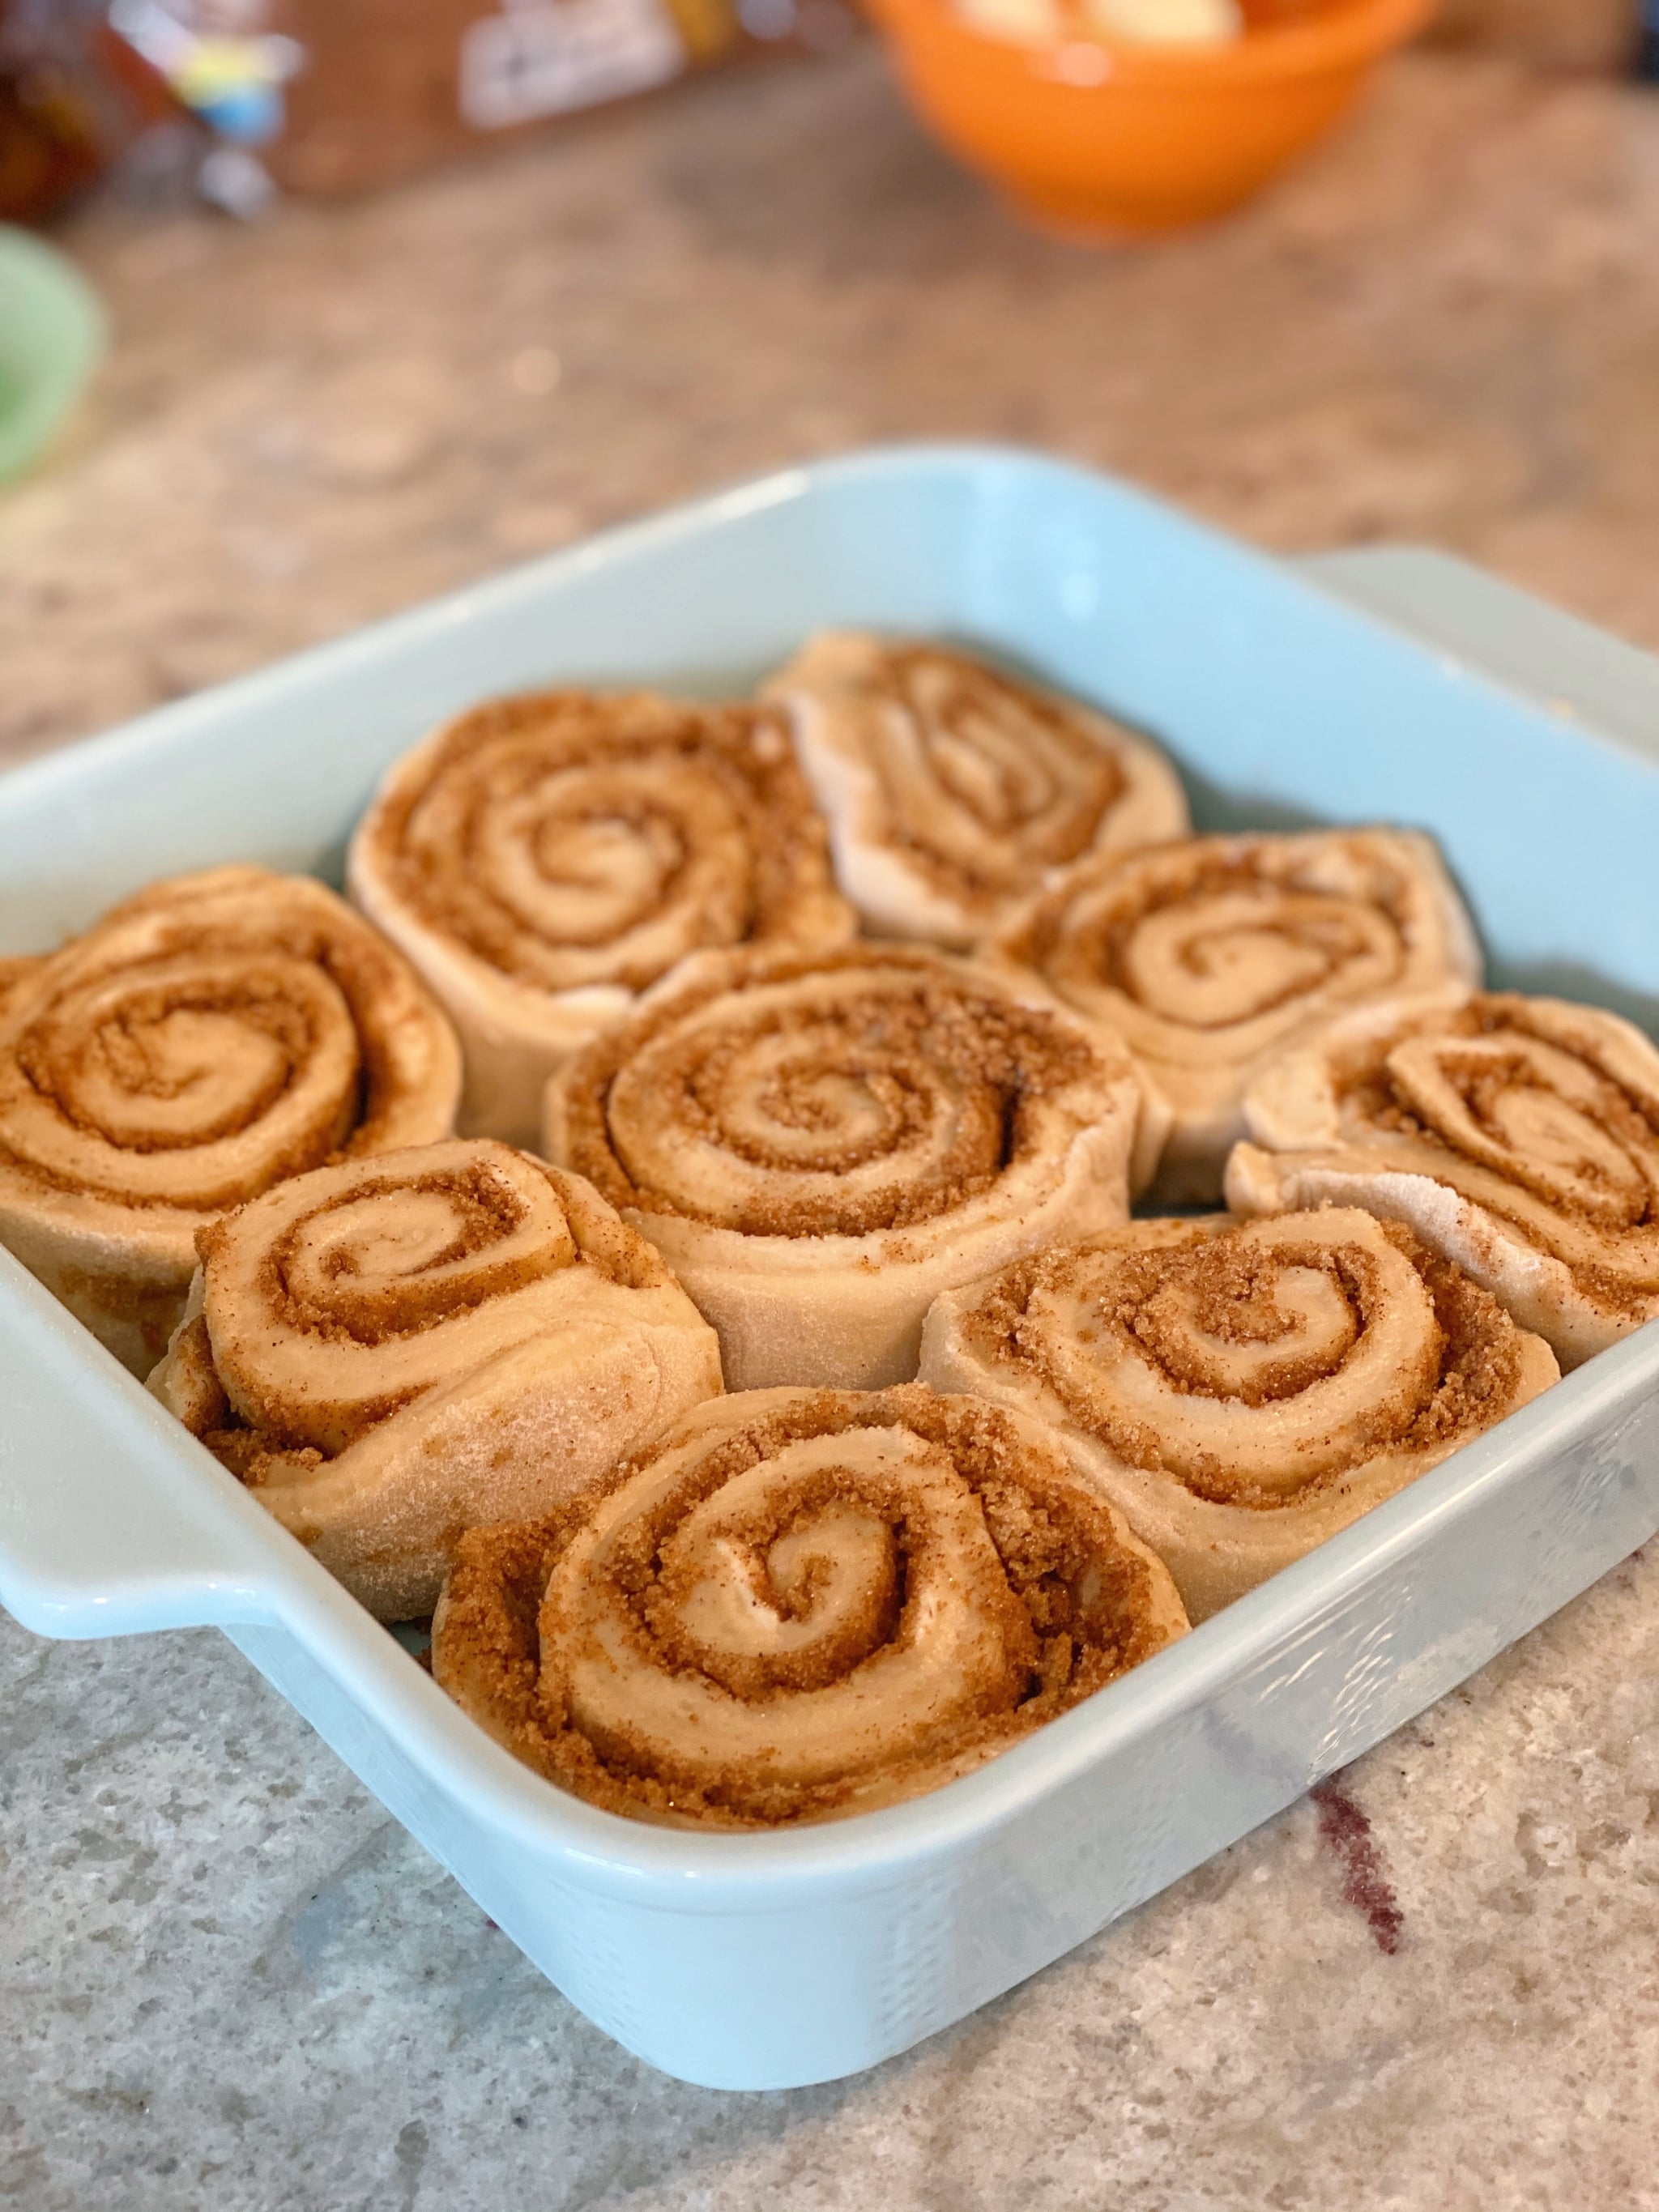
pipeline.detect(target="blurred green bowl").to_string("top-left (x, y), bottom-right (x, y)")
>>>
top-left (0, 224), bottom-right (104, 484)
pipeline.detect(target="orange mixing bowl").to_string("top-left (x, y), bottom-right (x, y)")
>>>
top-left (867, 0), bottom-right (1437, 237)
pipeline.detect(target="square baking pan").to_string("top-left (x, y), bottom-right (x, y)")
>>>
top-left (3, 445), bottom-right (1658, 2092)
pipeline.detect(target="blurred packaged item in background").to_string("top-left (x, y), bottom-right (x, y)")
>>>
top-left (272, 0), bottom-right (735, 194)
top-left (1431, 0), bottom-right (1632, 70)
top-left (176, 0), bottom-right (855, 198)
top-left (109, 3), bottom-right (301, 154)
top-left (0, 0), bottom-right (173, 220)
top-left (109, 1), bottom-right (307, 213)
top-left (4, 0), bottom-right (857, 219)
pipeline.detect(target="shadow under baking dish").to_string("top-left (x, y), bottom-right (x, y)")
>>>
top-left (2, 445), bottom-right (1658, 2091)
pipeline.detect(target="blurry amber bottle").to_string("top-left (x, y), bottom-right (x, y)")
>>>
top-left (0, 0), bottom-right (173, 221)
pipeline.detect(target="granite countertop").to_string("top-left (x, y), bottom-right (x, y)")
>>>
top-left (5, 36), bottom-right (1659, 2211)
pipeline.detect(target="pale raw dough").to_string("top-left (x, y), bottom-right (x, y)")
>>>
top-left (348, 688), bottom-right (851, 1146)
top-left (0, 866), bottom-right (460, 1375)
top-left (1227, 988), bottom-right (1659, 1371)
top-left (432, 1382), bottom-right (1189, 1827)
top-left (921, 1208), bottom-right (1558, 1621)
top-left (992, 828), bottom-right (1482, 1205)
top-left (147, 1139), bottom-right (723, 1620)
top-left (544, 940), bottom-right (1169, 1390)
top-left (765, 633), bottom-right (1189, 950)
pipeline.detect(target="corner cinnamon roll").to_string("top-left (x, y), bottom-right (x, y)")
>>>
top-left (347, 688), bottom-right (854, 1145)
top-left (0, 867), bottom-right (461, 1375)
top-left (992, 829), bottom-right (1482, 1204)
top-left (543, 941), bottom-right (1167, 1391)
top-left (1228, 990), bottom-right (1659, 1370)
top-left (431, 1383), bottom-right (1189, 1827)
top-left (921, 1208), bottom-right (1557, 1621)
top-left (764, 633), bottom-right (1189, 948)
top-left (147, 1138), bottom-right (723, 1620)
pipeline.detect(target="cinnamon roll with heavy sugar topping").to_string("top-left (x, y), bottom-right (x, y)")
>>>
top-left (348, 689), bottom-right (854, 1145)
top-left (1228, 991), bottom-right (1659, 1370)
top-left (431, 1383), bottom-right (1188, 1827)
top-left (0, 867), bottom-right (461, 1375)
top-left (921, 1208), bottom-right (1557, 1620)
top-left (543, 941), bottom-right (1166, 1391)
top-left (992, 829), bottom-right (1481, 1204)
top-left (147, 1139), bottom-right (723, 1620)
top-left (764, 633), bottom-right (1189, 948)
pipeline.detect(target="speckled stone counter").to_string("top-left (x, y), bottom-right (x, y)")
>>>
top-left (5, 38), bottom-right (1659, 2212)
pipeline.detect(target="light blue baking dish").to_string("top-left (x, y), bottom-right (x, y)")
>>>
top-left (2, 446), bottom-right (1658, 2091)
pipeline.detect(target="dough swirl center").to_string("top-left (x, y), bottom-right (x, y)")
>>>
top-left (200, 1144), bottom-right (583, 1453)
top-left (586, 961), bottom-right (1089, 1238)
top-left (999, 1214), bottom-right (1484, 1507)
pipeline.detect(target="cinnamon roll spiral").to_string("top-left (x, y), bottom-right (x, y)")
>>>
top-left (764, 633), bottom-right (1189, 948)
top-left (430, 1383), bottom-right (1189, 1827)
top-left (1228, 991), bottom-right (1659, 1370)
top-left (147, 1138), bottom-right (723, 1620)
top-left (544, 942), bottom-right (1166, 1391)
top-left (992, 829), bottom-right (1482, 1204)
top-left (348, 689), bottom-right (855, 1145)
top-left (0, 867), bottom-right (461, 1375)
top-left (920, 1208), bottom-right (1558, 1620)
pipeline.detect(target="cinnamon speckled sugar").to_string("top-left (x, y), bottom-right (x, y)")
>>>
top-left (146, 1138), bottom-right (723, 1621)
top-left (431, 1383), bottom-right (1189, 1827)
top-left (542, 941), bottom-right (1166, 1390)
top-left (920, 1208), bottom-right (1558, 1621)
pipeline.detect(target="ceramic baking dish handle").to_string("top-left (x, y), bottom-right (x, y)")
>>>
top-left (0, 1254), bottom-right (276, 1639)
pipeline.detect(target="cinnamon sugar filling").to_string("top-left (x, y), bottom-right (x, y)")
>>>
top-left (865, 646), bottom-right (1127, 901)
top-left (253, 1167), bottom-right (562, 1343)
top-left (22, 981), bottom-right (324, 1147)
top-left (6, 970), bottom-right (357, 1199)
top-left (176, 1145), bottom-right (649, 1466)
top-left (0, 876), bottom-right (455, 1219)
top-left (361, 693), bottom-right (838, 991)
top-left (967, 1217), bottom-right (1523, 1511)
top-left (562, 948), bottom-right (1096, 1239)
top-left (1009, 847), bottom-right (1414, 1032)
top-left (1328, 994), bottom-right (1659, 1311)
top-left (435, 1386), bottom-right (1183, 1827)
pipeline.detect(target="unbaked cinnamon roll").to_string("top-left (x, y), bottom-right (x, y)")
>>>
top-left (347, 688), bottom-right (855, 1145)
top-left (920, 1208), bottom-right (1557, 1621)
top-left (763, 633), bottom-right (1189, 948)
top-left (147, 1138), bottom-right (723, 1620)
top-left (543, 941), bottom-right (1166, 1391)
top-left (1228, 990), bottom-right (1659, 1371)
top-left (0, 867), bottom-right (461, 1375)
top-left (992, 829), bottom-right (1482, 1204)
top-left (431, 1383), bottom-right (1189, 1827)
